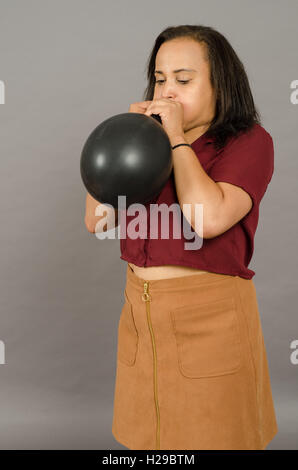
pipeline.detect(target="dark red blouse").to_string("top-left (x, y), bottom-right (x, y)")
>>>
top-left (119, 123), bottom-right (274, 279)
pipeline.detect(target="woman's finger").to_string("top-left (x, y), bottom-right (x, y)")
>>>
top-left (129, 101), bottom-right (152, 113)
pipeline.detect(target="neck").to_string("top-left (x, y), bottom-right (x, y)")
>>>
top-left (184, 124), bottom-right (210, 145)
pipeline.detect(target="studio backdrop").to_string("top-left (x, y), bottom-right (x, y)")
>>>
top-left (0, 0), bottom-right (297, 450)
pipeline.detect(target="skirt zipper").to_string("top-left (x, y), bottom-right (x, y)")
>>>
top-left (142, 281), bottom-right (160, 450)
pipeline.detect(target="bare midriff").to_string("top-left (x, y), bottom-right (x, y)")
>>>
top-left (128, 262), bottom-right (210, 281)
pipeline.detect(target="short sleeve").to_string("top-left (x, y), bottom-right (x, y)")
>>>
top-left (209, 124), bottom-right (274, 208)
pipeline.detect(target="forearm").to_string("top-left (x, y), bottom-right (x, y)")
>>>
top-left (85, 192), bottom-right (118, 232)
top-left (170, 135), bottom-right (224, 236)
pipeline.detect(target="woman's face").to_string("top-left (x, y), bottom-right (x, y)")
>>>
top-left (153, 38), bottom-right (216, 141)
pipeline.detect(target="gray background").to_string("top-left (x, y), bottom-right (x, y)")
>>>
top-left (0, 0), bottom-right (297, 450)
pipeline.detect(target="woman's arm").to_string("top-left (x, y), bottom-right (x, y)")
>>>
top-left (84, 192), bottom-right (119, 233)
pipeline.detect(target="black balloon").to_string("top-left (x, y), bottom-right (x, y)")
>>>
top-left (80, 112), bottom-right (172, 209)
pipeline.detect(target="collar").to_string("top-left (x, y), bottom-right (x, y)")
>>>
top-left (190, 132), bottom-right (214, 147)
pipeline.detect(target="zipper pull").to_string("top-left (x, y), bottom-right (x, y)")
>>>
top-left (142, 281), bottom-right (151, 302)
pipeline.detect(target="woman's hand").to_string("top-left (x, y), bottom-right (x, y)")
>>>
top-left (128, 98), bottom-right (186, 144)
top-left (128, 101), bottom-right (152, 114)
top-left (144, 98), bottom-right (185, 142)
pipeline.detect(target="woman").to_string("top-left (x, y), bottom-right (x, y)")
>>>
top-left (109, 24), bottom-right (278, 450)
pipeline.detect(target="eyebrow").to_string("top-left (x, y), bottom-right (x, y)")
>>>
top-left (154, 68), bottom-right (197, 74)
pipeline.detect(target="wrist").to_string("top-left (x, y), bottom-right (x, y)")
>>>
top-left (169, 134), bottom-right (188, 147)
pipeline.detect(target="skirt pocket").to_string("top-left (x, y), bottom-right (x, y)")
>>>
top-left (116, 290), bottom-right (139, 366)
top-left (170, 296), bottom-right (243, 378)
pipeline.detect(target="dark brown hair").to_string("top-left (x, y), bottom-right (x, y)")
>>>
top-left (142, 24), bottom-right (261, 151)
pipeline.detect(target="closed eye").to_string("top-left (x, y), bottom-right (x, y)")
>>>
top-left (155, 80), bottom-right (189, 85)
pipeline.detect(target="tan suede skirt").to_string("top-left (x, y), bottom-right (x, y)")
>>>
top-left (112, 263), bottom-right (278, 450)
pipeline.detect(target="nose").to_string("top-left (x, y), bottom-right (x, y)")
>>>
top-left (162, 92), bottom-right (175, 100)
top-left (160, 81), bottom-right (177, 100)
top-left (161, 88), bottom-right (176, 100)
